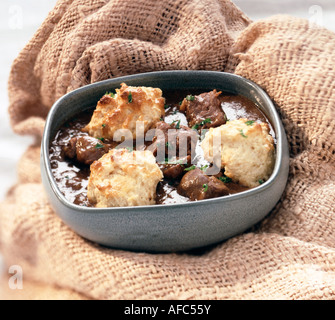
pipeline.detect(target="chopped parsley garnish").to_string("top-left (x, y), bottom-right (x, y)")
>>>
top-left (200, 118), bottom-right (212, 126)
top-left (170, 120), bottom-right (181, 129)
top-left (105, 91), bottom-right (115, 98)
top-left (258, 179), bottom-right (264, 185)
top-left (128, 92), bottom-right (133, 103)
top-left (102, 124), bottom-right (106, 128)
top-left (245, 120), bottom-right (255, 126)
top-left (239, 129), bottom-right (247, 138)
top-left (186, 95), bottom-right (195, 101)
top-left (95, 143), bottom-right (104, 149)
top-left (184, 165), bottom-right (196, 172)
top-left (164, 104), bottom-right (169, 109)
top-left (200, 164), bottom-right (209, 171)
top-left (192, 118), bottom-right (212, 130)
top-left (219, 176), bottom-right (232, 183)
top-left (203, 184), bottom-right (208, 192)
top-left (98, 137), bottom-right (105, 142)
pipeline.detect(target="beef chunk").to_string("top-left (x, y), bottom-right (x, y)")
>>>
top-left (178, 168), bottom-right (229, 201)
top-left (147, 121), bottom-right (198, 179)
top-left (179, 90), bottom-right (227, 129)
top-left (147, 121), bottom-right (198, 176)
top-left (148, 121), bottom-right (198, 156)
top-left (160, 163), bottom-right (185, 180)
top-left (63, 136), bottom-right (109, 165)
top-left (159, 155), bottom-right (191, 180)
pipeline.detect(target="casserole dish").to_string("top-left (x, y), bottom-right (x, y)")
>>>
top-left (41, 71), bottom-right (289, 252)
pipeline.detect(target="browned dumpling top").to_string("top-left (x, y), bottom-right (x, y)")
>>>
top-left (201, 118), bottom-right (275, 188)
top-left (87, 149), bottom-right (163, 208)
top-left (84, 83), bottom-right (165, 140)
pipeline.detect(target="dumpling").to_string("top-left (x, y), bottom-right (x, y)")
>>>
top-left (87, 148), bottom-right (163, 207)
top-left (201, 118), bottom-right (275, 188)
top-left (84, 83), bottom-right (165, 140)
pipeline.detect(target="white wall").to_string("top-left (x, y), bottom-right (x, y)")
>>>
top-left (234, 0), bottom-right (335, 32)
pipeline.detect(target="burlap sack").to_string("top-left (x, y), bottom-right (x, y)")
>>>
top-left (1, 0), bottom-right (335, 300)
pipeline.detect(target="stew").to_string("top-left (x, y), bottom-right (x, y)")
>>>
top-left (49, 88), bottom-right (275, 207)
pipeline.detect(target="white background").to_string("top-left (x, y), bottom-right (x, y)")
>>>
top-left (0, 0), bottom-right (334, 278)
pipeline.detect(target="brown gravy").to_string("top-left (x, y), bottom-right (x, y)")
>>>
top-left (49, 90), bottom-right (274, 207)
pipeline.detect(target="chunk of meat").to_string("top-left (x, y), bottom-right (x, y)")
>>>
top-left (179, 90), bottom-right (227, 129)
top-left (158, 155), bottom-right (191, 180)
top-left (177, 168), bottom-right (229, 201)
top-left (63, 136), bottom-right (110, 165)
top-left (160, 163), bottom-right (185, 180)
top-left (146, 121), bottom-right (198, 179)
top-left (147, 121), bottom-right (198, 159)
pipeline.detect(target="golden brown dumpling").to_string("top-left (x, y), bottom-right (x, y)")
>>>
top-left (87, 148), bottom-right (163, 207)
top-left (201, 118), bottom-right (275, 188)
top-left (84, 83), bottom-right (165, 140)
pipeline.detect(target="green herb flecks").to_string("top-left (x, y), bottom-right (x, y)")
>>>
top-left (258, 179), bottom-right (264, 185)
top-left (184, 165), bottom-right (196, 172)
top-left (165, 142), bottom-right (173, 150)
top-left (245, 120), bottom-right (255, 126)
top-left (95, 143), bottom-right (104, 149)
top-left (128, 92), bottom-right (133, 103)
top-left (170, 120), bottom-right (181, 129)
top-left (186, 95), bottom-right (195, 101)
top-left (192, 118), bottom-right (212, 130)
top-left (200, 164), bottom-right (209, 171)
top-left (98, 137), bottom-right (105, 142)
top-left (102, 124), bottom-right (106, 128)
top-left (200, 118), bottom-right (212, 126)
top-left (203, 184), bottom-right (208, 192)
top-left (219, 176), bottom-right (232, 183)
top-left (105, 91), bottom-right (115, 98)
top-left (239, 129), bottom-right (247, 138)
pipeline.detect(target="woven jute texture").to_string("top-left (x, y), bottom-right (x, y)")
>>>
top-left (1, 0), bottom-right (335, 300)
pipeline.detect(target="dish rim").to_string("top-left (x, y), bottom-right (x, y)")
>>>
top-left (41, 70), bottom-right (286, 213)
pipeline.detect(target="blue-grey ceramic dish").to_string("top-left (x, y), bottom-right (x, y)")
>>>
top-left (41, 71), bottom-right (289, 253)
